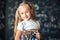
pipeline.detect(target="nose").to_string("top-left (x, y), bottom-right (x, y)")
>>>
top-left (24, 13), bottom-right (27, 17)
top-left (24, 13), bottom-right (26, 16)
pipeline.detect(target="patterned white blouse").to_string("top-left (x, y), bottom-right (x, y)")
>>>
top-left (17, 19), bottom-right (40, 40)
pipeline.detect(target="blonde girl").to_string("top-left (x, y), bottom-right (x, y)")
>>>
top-left (14, 1), bottom-right (41, 40)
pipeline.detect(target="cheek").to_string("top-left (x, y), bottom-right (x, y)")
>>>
top-left (21, 15), bottom-right (23, 18)
top-left (27, 13), bottom-right (31, 17)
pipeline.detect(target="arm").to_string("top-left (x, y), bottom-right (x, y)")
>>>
top-left (15, 30), bottom-right (22, 40)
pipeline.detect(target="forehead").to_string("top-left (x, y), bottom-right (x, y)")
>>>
top-left (19, 4), bottom-right (30, 11)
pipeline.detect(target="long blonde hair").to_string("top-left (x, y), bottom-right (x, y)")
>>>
top-left (14, 1), bottom-right (36, 34)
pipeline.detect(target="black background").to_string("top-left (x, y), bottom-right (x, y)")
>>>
top-left (0, 0), bottom-right (60, 40)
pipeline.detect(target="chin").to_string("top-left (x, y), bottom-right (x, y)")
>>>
top-left (24, 18), bottom-right (30, 21)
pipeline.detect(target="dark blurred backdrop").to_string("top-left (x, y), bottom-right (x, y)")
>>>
top-left (0, 0), bottom-right (60, 40)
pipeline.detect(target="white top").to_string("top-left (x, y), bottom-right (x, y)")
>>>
top-left (17, 19), bottom-right (40, 31)
top-left (17, 19), bottom-right (40, 40)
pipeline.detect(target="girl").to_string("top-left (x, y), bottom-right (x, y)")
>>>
top-left (14, 1), bottom-right (41, 40)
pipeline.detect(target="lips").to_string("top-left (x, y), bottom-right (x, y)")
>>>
top-left (24, 16), bottom-right (29, 20)
top-left (24, 15), bottom-right (28, 19)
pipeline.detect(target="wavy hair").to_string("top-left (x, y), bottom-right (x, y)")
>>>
top-left (14, 1), bottom-right (36, 34)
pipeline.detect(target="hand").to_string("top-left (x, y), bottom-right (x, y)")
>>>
top-left (36, 33), bottom-right (40, 40)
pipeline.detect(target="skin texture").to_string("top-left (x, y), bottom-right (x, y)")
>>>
top-left (15, 30), bottom-right (22, 40)
top-left (36, 32), bottom-right (40, 40)
top-left (19, 4), bottom-right (31, 21)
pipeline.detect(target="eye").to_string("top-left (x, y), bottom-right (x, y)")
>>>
top-left (21, 13), bottom-right (23, 15)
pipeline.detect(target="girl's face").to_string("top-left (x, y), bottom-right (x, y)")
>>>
top-left (19, 4), bottom-right (32, 21)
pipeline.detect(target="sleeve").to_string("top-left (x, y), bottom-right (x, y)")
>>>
top-left (36, 21), bottom-right (40, 29)
top-left (17, 22), bottom-right (23, 31)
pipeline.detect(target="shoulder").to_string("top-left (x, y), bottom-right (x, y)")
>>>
top-left (32, 19), bottom-right (40, 25)
top-left (36, 20), bottom-right (40, 24)
top-left (18, 21), bottom-right (23, 26)
top-left (17, 21), bottom-right (24, 31)
top-left (35, 20), bottom-right (40, 29)
top-left (18, 22), bottom-right (23, 25)
top-left (36, 21), bottom-right (40, 26)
